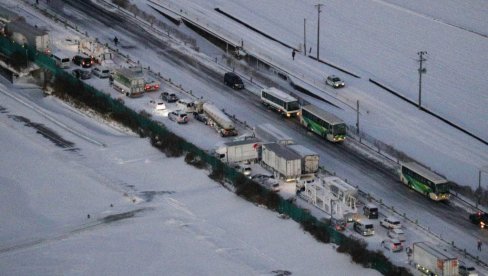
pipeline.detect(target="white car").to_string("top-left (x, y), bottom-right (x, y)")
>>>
top-left (381, 239), bottom-right (403, 252)
top-left (380, 216), bottom-right (402, 229)
top-left (168, 110), bottom-right (189, 124)
top-left (91, 66), bottom-right (111, 78)
top-left (325, 75), bottom-right (345, 88)
top-left (387, 228), bottom-right (406, 242)
top-left (149, 99), bottom-right (166, 111)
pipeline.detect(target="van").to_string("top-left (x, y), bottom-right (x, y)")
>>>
top-left (224, 72), bottom-right (244, 90)
top-left (52, 54), bottom-right (70, 69)
top-left (363, 204), bottom-right (378, 219)
top-left (176, 99), bottom-right (196, 113)
top-left (353, 220), bottom-right (375, 236)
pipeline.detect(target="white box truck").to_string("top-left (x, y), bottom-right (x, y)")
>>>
top-left (412, 242), bottom-right (458, 276)
top-left (288, 144), bottom-right (319, 175)
top-left (261, 143), bottom-right (301, 181)
top-left (216, 138), bottom-right (260, 163)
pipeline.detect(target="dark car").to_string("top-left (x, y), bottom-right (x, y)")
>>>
top-left (469, 211), bottom-right (488, 229)
top-left (224, 72), bottom-right (244, 90)
top-left (71, 69), bottom-right (91, 80)
top-left (72, 55), bottom-right (94, 68)
top-left (160, 91), bottom-right (179, 103)
top-left (193, 112), bottom-right (208, 124)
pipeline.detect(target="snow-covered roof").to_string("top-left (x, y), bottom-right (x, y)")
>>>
top-left (224, 138), bottom-right (260, 147)
top-left (261, 87), bottom-right (298, 102)
top-left (288, 144), bottom-right (318, 157)
top-left (263, 143), bottom-right (301, 160)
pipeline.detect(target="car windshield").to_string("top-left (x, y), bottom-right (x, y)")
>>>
top-left (391, 220), bottom-right (400, 225)
top-left (365, 224), bottom-right (373, 229)
top-left (331, 77), bottom-right (341, 82)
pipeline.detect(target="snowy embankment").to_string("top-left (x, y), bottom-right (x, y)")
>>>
top-left (0, 82), bottom-right (380, 275)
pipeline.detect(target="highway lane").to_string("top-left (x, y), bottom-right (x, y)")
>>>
top-left (55, 0), bottom-right (488, 261)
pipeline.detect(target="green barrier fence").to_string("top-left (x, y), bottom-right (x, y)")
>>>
top-left (0, 36), bottom-right (408, 275)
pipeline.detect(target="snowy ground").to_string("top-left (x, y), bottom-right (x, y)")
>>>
top-left (1, 0), bottom-right (488, 274)
top-left (0, 81), bottom-right (380, 275)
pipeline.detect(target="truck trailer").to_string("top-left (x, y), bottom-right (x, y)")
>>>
top-left (288, 144), bottom-right (319, 175)
top-left (261, 143), bottom-right (301, 181)
top-left (202, 103), bottom-right (238, 137)
top-left (215, 138), bottom-right (260, 163)
top-left (112, 67), bottom-right (145, 98)
top-left (412, 242), bottom-right (458, 276)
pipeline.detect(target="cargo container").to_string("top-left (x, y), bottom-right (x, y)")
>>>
top-left (215, 138), bottom-right (260, 163)
top-left (413, 242), bottom-right (458, 276)
top-left (261, 143), bottom-right (301, 181)
top-left (288, 144), bottom-right (319, 174)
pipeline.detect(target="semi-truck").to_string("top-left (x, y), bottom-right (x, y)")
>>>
top-left (412, 242), bottom-right (458, 276)
top-left (288, 144), bottom-right (319, 175)
top-left (112, 67), bottom-right (145, 98)
top-left (215, 138), bottom-right (260, 163)
top-left (202, 103), bottom-right (238, 137)
top-left (261, 143), bottom-right (301, 181)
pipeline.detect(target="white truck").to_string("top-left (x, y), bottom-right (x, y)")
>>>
top-left (112, 68), bottom-right (145, 98)
top-left (288, 144), bottom-right (319, 175)
top-left (202, 103), bottom-right (238, 137)
top-left (412, 242), bottom-right (459, 276)
top-left (254, 123), bottom-right (294, 145)
top-left (215, 138), bottom-right (260, 163)
top-left (79, 38), bottom-right (113, 66)
top-left (261, 143), bottom-right (301, 181)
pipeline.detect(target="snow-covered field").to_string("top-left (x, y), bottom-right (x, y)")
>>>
top-left (1, 0), bottom-right (488, 274)
top-left (0, 81), bottom-right (380, 275)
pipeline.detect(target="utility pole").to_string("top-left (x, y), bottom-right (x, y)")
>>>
top-left (315, 3), bottom-right (323, 60)
top-left (356, 100), bottom-right (360, 137)
top-left (304, 18), bottom-right (306, 56)
top-left (477, 166), bottom-right (488, 207)
top-left (417, 51), bottom-right (427, 109)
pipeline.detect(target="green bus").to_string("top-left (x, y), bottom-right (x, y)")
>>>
top-left (300, 104), bottom-right (346, 142)
top-left (400, 162), bottom-right (450, 201)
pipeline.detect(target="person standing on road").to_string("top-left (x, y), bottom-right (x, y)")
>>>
top-left (478, 239), bottom-right (482, 251)
top-left (292, 49), bottom-right (296, 60)
top-left (113, 36), bottom-right (119, 46)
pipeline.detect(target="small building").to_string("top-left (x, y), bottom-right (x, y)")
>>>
top-left (261, 143), bottom-right (301, 181)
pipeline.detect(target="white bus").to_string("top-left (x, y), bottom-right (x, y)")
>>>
top-left (400, 162), bottom-right (450, 201)
top-left (51, 53), bottom-right (70, 69)
top-left (261, 87), bottom-right (300, 117)
top-left (300, 104), bottom-right (346, 142)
